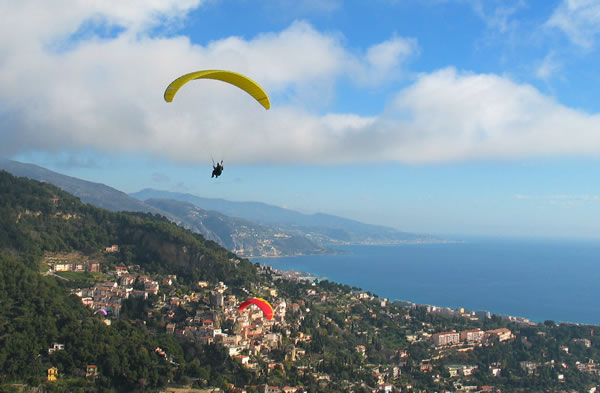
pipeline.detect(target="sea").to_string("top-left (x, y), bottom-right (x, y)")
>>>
top-left (252, 237), bottom-right (600, 325)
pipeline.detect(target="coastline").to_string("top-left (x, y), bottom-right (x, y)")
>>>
top-left (246, 238), bottom-right (460, 259)
top-left (254, 240), bottom-right (600, 326)
top-left (268, 265), bottom-right (600, 327)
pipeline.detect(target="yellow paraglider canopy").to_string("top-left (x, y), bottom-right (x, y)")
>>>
top-left (164, 70), bottom-right (270, 110)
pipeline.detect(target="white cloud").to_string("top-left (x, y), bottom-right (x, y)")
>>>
top-left (0, 1), bottom-right (202, 48)
top-left (377, 67), bottom-right (600, 163)
top-left (354, 37), bottom-right (419, 86)
top-left (0, 2), bottom-right (417, 164)
top-left (546, 0), bottom-right (600, 49)
top-left (1, 1), bottom-right (600, 166)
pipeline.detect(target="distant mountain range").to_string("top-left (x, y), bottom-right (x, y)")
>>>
top-left (142, 197), bottom-right (330, 257)
top-left (0, 158), bottom-right (438, 257)
top-left (131, 188), bottom-right (433, 245)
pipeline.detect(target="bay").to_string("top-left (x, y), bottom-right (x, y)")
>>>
top-left (253, 237), bottom-right (600, 325)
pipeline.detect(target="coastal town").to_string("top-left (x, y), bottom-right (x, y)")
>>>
top-left (40, 245), bottom-right (600, 393)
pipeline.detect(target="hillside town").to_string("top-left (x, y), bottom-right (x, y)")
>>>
top-left (38, 246), bottom-right (599, 393)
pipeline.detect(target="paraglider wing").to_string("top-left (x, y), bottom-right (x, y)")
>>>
top-left (238, 298), bottom-right (274, 320)
top-left (94, 309), bottom-right (108, 316)
top-left (164, 70), bottom-right (270, 110)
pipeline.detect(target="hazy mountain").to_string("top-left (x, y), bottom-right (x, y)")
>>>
top-left (0, 158), bottom-right (165, 215)
top-left (144, 198), bottom-right (331, 257)
top-left (131, 188), bottom-right (435, 245)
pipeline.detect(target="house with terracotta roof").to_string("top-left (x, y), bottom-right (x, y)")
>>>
top-left (486, 328), bottom-right (515, 342)
top-left (86, 365), bottom-right (98, 378)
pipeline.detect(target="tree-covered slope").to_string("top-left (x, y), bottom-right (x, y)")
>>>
top-left (0, 254), bottom-right (174, 391)
top-left (0, 170), bottom-right (258, 287)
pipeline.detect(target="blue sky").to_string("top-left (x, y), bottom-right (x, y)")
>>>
top-left (1, 0), bottom-right (600, 238)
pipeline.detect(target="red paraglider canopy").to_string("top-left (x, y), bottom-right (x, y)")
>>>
top-left (238, 298), bottom-right (274, 320)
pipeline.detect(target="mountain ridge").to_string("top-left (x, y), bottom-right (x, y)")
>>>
top-left (131, 188), bottom-right (434, 244)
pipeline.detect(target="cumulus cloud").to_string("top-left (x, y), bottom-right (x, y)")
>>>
top-left (1, 1), bottom-right (600, 165)
top-left (546, 0), bottom-right (600, 49)
top-left (0, 1), bottom-right (417, 164)
top-left (376, 68), bottom-right (600, 162)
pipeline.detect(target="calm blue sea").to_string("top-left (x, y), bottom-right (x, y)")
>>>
top-left (253, 238), bottom-right (600, 325)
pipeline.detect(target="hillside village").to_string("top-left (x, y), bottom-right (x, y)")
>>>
top-left (40, 245), bottom-right (600, 393)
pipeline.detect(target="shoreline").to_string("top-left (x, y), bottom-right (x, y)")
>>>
top-left (269, 264), bottom-right (600, 327)
top-left (254, 241), bottom-right (600, 327)
top-left (246, 238), bottom-right (460, 259)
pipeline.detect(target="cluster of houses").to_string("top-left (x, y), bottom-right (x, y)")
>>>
top-left (57, 250), bottom-right (596, 393)
top-left (577, 359), bottom-right (600, 376)
top-left (163, 281), bottom-right (291, 372)
top-left (73, 266), bottom-right (160, 317)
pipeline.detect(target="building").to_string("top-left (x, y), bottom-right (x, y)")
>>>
top-left (432, 331), bottom-right (460, 346)
top-left (264, 385), bottom-right (282, 393)
top-left (356, 345), bottom-right (367, 357)
top-left (520, 361), bottom-right (540, 375)
top-left (144, 280), bottom-right (159, 295)
top-left (47, 367), bottom-right (58, 382)
top-left (460, 329), bottom-right (485, 343)
top-left (210, 291), bottom-right (224, 308)
top-left (487, 328), bottom-right (515, 342)
top-left (115, 266), bottom-right (128, 276)
top-left (461, 365), bottom-right (478, 376)
top-left (446, 365), bottom-right (461, 377)
top-left (48, 343), bottom-right (65, 354)
top-left (86, 365), bottom-right (98, 378)
top-left (105, 245), bottom-right (119, 253)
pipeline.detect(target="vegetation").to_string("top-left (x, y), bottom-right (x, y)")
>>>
top-left (1, 170), bottom-right (600, 392)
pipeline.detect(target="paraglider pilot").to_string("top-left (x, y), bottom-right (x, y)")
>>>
top-left (212, 160), bottom-right (224, 178)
